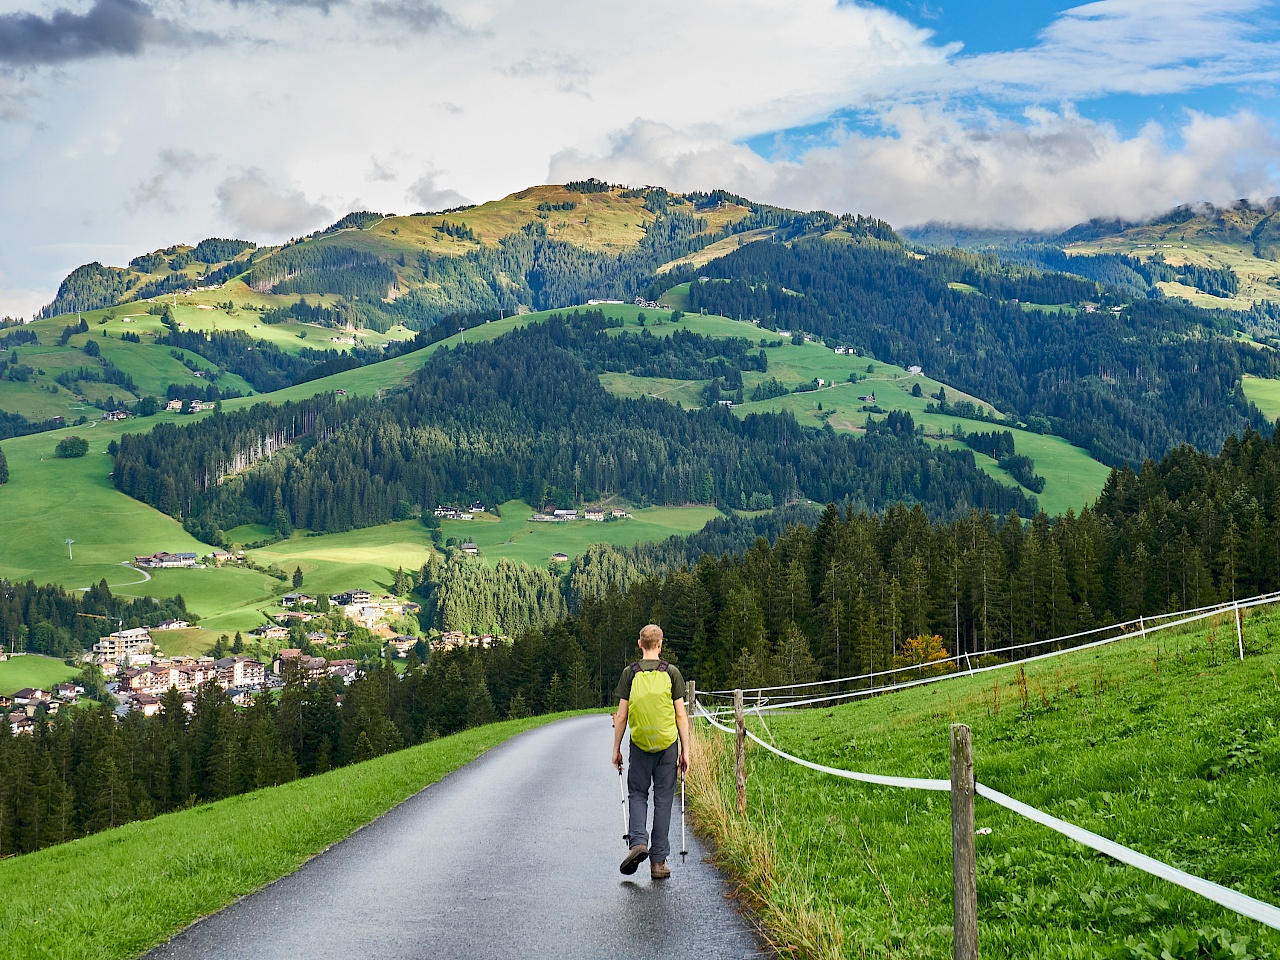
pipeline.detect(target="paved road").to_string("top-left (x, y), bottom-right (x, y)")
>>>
top-left (147, 714), bottom-right (764, 960)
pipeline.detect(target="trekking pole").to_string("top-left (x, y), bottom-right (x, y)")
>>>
top-left (618, 764), bottom-right (630, 846)
top-left (680, 762), bottom-right (687, 864)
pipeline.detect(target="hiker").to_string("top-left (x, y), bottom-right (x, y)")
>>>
top-left (611, 623), bottom-right (691, 879)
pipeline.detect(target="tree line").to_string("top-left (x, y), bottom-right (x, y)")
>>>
top-left (551, 423), bottom-right (1280, 701)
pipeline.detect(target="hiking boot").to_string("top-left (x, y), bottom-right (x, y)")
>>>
top-left (650, 860), bottom-right (671, 880)
top-left (620, 844), bottom-right (649, 875)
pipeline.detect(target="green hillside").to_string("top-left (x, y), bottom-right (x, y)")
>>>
top-left (693, 605), bottom-right (1280, 958)
top-left (0, 655), bottom-right (76, 696)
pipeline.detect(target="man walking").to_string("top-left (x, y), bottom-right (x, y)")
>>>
top-left (611, 624), bottom-right (691, 879)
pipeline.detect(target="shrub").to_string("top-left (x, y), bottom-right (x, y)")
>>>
top-left (55, 436), bottom-right (89, 458)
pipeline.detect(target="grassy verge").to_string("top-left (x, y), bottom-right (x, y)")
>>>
top-left (689, 609), bottom-right (1280, 959)
top-left (0, 712), bottom-right (584, 960)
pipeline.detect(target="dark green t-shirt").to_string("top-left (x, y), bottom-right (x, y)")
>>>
top-left (615, 659), bottom-right (686, 703)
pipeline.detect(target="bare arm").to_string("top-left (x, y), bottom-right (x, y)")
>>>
top-left (611, 699), bottom-right (629, 770)
top-left (674, 697), bottom-right (691, 774)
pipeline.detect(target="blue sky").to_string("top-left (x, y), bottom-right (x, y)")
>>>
top-left (0, 0), bottom-right (1278, 314)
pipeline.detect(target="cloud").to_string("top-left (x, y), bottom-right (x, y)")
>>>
top-left (407, 171), bottom-right (469, 211)
top-left (366, 157), bottom-right (398, 182)
top-left (130, 149), bottom-right (208, 212)
top-left (216, 169), bottom-right (332, 235)
top-left (550, 109), bottom-right (1280, 231)
top-left (366, 0), bottom-right (451, 33)
top-left (951, 0), bottom-right (1280, 100)
top-left (503, 50), bottom-right (593, 96)
top-left (0, 0), bottom-right (178, 66)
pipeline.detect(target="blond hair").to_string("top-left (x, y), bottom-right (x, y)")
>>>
top-left (638, 624), bottom-right (663, 651)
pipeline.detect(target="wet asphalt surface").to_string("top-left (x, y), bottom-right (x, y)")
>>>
top-left (146, 714), bottom-right (765, 960)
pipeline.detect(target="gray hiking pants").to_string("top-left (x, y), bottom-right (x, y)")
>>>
top-left (627, 740), bottom-right (679, 863)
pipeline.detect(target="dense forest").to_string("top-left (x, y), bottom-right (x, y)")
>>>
top-left (678, 239), bottom-right (1278, 465)
top-left (111, 316), bottom-right (1035, 543)
top-left (0, 579), bottom-right (191, 658)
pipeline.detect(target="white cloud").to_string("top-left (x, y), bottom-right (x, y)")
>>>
top-left (215, 169), bottom-right (332, 236)
top-left (951, 0), bottom-right (1280, 100)
top-left (407, 170), bottom-right (468, 211)
top-left (553, 109), bottom-right (1280, 230)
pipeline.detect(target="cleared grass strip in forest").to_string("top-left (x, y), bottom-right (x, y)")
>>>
top-left (0, 713), bottom-right (585, 960)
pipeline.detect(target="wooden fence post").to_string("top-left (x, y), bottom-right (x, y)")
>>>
top-left (951, 723), bottom-right (978, 960)
top-left (1235, 600), bottom-right (1245, 661)
top-left (734, 688), bottom-right (746, 816)
top-left (686, 680), bottom-right (696, 714)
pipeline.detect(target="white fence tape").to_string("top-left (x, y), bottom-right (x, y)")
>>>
top-left (695, 702), bottom-right (1280, 932)
top-left (975, 783), bottom-right (1280, 931)
top-left (709, 591), bottom-right (1280, 700)
top-left (700, 705), bottom-right (950, 791)
top-left (718, 593), bottom-right (1280, 714)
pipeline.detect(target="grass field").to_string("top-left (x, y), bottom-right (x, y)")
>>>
top-left (1243, 375), bottom-right (1280, 424)
top-left (0, 655), bottom-right (76, 695)
top-left (0, 712), bottom-right (588, 960)
top-left (1067, 233), bottom-right (1280, 311)
top-left (434, 500), bottom-right (723, 568)
top-left (690, 607), bottom-right (1280, 958)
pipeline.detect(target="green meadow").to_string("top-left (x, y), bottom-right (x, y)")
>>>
top-left (432, 500), bottom-right (723, 568)
top-left (1243, 375), bottom-right (1280, 424)
top-left (0, 655), bottom-right (76, 696)
top-left (0, 712), bottom-right (587, 960)
top-left (692, 605), bottom-right (1280, 959)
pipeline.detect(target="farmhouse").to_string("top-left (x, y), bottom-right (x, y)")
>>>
top-left (387, 636), bottom-right (416, 657)
top-left (584, 509), bottom-right (605, 521)
top-left (12, 688), bottom-right (48, 706)
top-left (551, 552), bottom-right (570, 563)
top-left (155, 619), bottom-right (190, 630)
top-left (134, 552), bottom-right (198, 569)
top-left (859, 394), bottom-right (876, 403)
top-left (332, 590), bottom-right (372, 606)
top-left (280, 593), bottom-right (316, 608)
top-left (433, 506), bottom-right (473, 520)
top-left (249, 624), bottom-right (290, 642)
top-left (907, 365), bottom-right (923, 374)
top-left (165, 399), bottom-right (183, 411)
top-left (610, 508), bottom-right (631, 519)
top-left (460, 542), bottom-right (480, 556)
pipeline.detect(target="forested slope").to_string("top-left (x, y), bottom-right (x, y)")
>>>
top-left (678, 239), bottom-right (1278, 465)
top-left (112, 315), bottom-right (1034, 542)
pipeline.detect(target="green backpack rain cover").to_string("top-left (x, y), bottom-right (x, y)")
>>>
top-left (627, 662), bottom-right (678, 752)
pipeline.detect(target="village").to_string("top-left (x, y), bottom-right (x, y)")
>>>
top-left (1, 583), bottom-right (512, 734)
